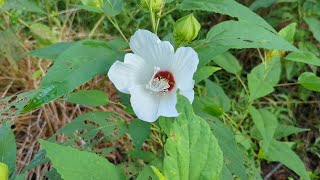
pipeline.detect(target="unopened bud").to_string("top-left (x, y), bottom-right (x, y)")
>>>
top-left (81, 0), bottom-right (103, 8)
top-left (174, 13), bottom-right (201, 45)
top-left (0, 162), bottom-right (9, 180)
top-left (141, 0), bottom-right (164, 11)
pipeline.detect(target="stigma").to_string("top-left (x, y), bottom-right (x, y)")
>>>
top-left (146, 67), bottom-right (175, 94)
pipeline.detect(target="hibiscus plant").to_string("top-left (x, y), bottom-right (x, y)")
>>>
top-left (1, 0), bottom-right (318, 180)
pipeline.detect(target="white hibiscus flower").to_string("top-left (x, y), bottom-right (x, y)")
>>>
top-left (108, 29), bottom-right (199, 122)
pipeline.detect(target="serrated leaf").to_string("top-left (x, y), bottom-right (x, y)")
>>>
top-left (209, 118), bottom-right (248, 180)
top-left (23, 40), bottom-right (123, 112)
top-left (285, 51), bottom-right (320, 66)
top-left (63, 90), bottom-right (109, 107)
top-left (206, 20), bottom-right (297, 51)
top-left (128, 119), bottom-right (151, 150)
top-left (194, 66), bottom-right (221, 83)
top-left (206, 80), bottom-right (231, 112)
top-left (179, 0), bottom-right (275, 32)
top-left (264, 140), bottom-right (310, 180)
top-left (0, 123), bottom-right (16, 176)
top-left (39, 140), bottom-right (125, 180)
top-left (160, 95), bottom-right (223, 180)
top-left (248, 56), bottom-right (281, 101)
top-left (248, 107), bottom-right (278, 152)
top-left (304, 17), bottom-right (320, 42)
top-left (212, 51), bottom-right (242, 75)
top-left (298, 72), bottom-right (320, 92)
top-left (103, 0), bottom-right (123, 16)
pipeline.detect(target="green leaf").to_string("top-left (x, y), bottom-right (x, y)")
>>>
top-left (249, 0), bottom-right (277, 11)
top-left (128, 119), bottom-right (151, 150)
top-left (248, 56), bottom-right (281, 101)
top-left (0, 0), bottom-right (45, 13)
top-left (304, 17), bottom-right (320, 42)
top-left (264, 140), bottom-right (310, 180)
top-left (285, 51), bottom-right (320, 66)
top-left (26, 42), bottom-right (76, 62)
top-left (30, 23), bottom-right (58, 46)
top-left (23, 40), bottom-right (123, 112)
top-left (274, 124), bottom-right (309, 139)
top-left (298, 72), bottom-right (320, 92)
top-left (194, 66), bottom-right (221, 83)
top-left (63, 90), bottom-right (109, 107)
top-left (206, 80), bottom-right (231, 112)
top-left (137, 166), bottom-right (158, 180)
top-left (206, 20), bottom-right (297, 51)
top-left (195, 42), bottom-right (228, 69)
top-left (193, 96), bottom-right (224, 118)
top-left (103, 0), bottom-right (123, 16)
top-left (209, 118), bottom-right (248, 180)
top-left (14, 173), bottom-right (26, 180)
top-left (179, 0), bottom-right (276, 32)
top-left (72, 4), bottom-right (104, 13)
top-left (160, 95), bottom-right (223, 180)
top-left (39, 140), bottom-right (125, 180)
top-left (0, 122), bottom-right (16, 176)
top-left (212, 51), bottom-right (242, 75)
top-left (278, 22), bottom-right (296, 44)
top-left (248, 107), bottom-right (278, 152)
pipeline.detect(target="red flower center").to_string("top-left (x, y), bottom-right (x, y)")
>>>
top-left (154, 70), bottom-right (175, 91)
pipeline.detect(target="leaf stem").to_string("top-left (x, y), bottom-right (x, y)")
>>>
top-left (236, 74), bottom-right (249, 95)
top-left (107, 16), bottom-right (129, 44)
top-left (159, 7), bottom-right (177, 18)
top-left (88, 14), bottom-right (107, 39)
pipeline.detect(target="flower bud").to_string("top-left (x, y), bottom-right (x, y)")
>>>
top-left (141, 0), bottom-right (164, 11)
top-left (174, 13), bottom-right (201, 45)
top-left (81, 0), bottom-right (103, 8)
top-left (0, 162), bottom-right (9, 180)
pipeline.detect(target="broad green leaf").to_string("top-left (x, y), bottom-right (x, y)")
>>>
top-left (103, 0), bottom-right (123, 16)
top-left (285, 51), bottom-right (320, 66)
top-left (248, 56), bottom-right (281, 101)
top-left (248, 107), bottom-right (278, 152)
top-left (250, 0), bottom-right (277, 11)
top-left (161, 95), bottom-right (223, 180)
top-left (128, 119), bottom-right (151, 150)
top-left (179, 0), bottom-right (275, 32)
top-left (209, 118), bottom-right (248, 180)
top-left (298, 72), bottom-right (320, 92)
top-left (193, 97), bottom-right (224, 118)
top-left (195, 43), bottom-right (228, 69)
top-left (26, 42), bottom-right (76, 62)
top-left (63, 90), bottom-right (109, 107)
top-left (81, 0), bottom-right (103, 8)
top-left (0, 0), bottom-right (45, 13)
top-left (23, 40), bottom-right (123, 112)
top-left (14, 173), bottom-right (26, 180)
top-left (206, 20), bottom-right (297, 51)
top-left (278, 22), bottom-right (296, 44)
top-left (194, 66), bottom-right (221, 83)
top-left (212, 51), bottom-right (242, 75)
top-left (304, 17), bottom-right (320, 42)
top-left (137, 166), bottom-right (158, 180)
top-left (206, 80), bottom-right (231, 112)
top-left (219, 165), bottom-right (234, 180)
top-left (39, 140), bottom-right (125, 180)
top-left (0, 122), bottom-right (16, 176)
top-left (50, 111), bottom-right (126, 149)
top-left (274, 124), bottom-right (309, 139)
top-left (127, 150), bottom-right (155, 163)
top-left (264, 140), bottom-right (310, 180)
top-left (30, 23), bottom-right (58, 46)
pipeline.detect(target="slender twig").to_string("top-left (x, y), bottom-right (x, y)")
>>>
top-left (107, 16), bottom-right (129, 44)
top-left (236, 74), bottom-right (249, 95)
top-left (275, 82), bottom-right (299, 87)
top-left (223, 112), bottom-right (238, 127)
top-left (88, 14), bottom-right (107, 39)
top-left (159, 7), bottom-right (177, 18)
top-left (264, 164), bottom-right (282, 180)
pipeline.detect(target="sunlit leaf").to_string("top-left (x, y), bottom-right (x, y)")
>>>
top-left (63, 90), bottom-right (109, 107)
top-left (298, 72), bottom-right (320, 92)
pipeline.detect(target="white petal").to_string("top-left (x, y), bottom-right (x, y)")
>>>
top-left (129, 85), bottom-right (160, 122)
top-left (157, 91), bottom-right (179, 117)
top-left (129, 29), bottom-right (174, 69)
top-left (179, 89), bottom-right (195, 103)
top-left (108, 53), bottom-right (152, 93)
top-left (172, 47), bottom-right (199, 83)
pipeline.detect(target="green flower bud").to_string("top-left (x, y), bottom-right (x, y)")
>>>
top-left (141, 0), bottom-right (164, 11)
top-left (0, 162), bottom-right (9, 180)
top-left (173, 13), bottom-right (201, 45)
top-left (81, 0), bottom-right (103, 8)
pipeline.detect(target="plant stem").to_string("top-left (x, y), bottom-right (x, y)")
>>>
top-left (223, 112), bottom-right (238, 127)
top-left (107, 16), bottom-right (129, 44)
top-left (160, 7), bottom-right (177, 18)
top-left (236, 74), bottom-right (249, 95)
top-left (88, 14), bottom-right (107, 39)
